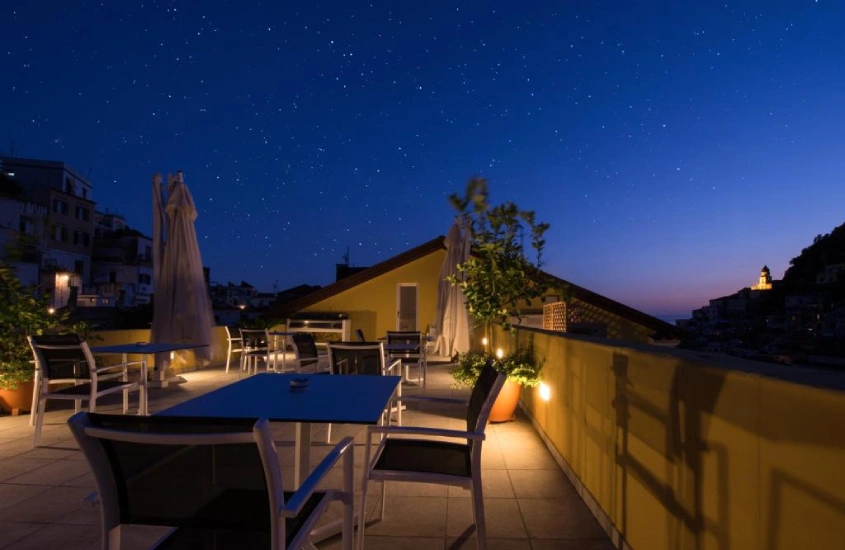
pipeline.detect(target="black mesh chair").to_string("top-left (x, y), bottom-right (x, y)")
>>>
top-left (27, 334), bottom-right (147, 447)
top-left (239, 329), bottom-right (270, 377)
top-left (358, 361), bottom-right (505, 550)
top-left (68, 412), bottom-right (355, 550)
top-left (385, 330), bottom-right (426, 386)
top-left (325, 342), bottom-right (404, 442)
top-left (290, 333), bottom-right (329, 373)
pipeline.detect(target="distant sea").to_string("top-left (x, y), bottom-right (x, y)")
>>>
top-left (655, 314), bottom-right (689, 325)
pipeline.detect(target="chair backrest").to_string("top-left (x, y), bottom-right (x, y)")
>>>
top-left (291, 332), bottom-right (319, 368)
top-left (239, 329), bottom-right (268, 351)
top-left (327, 342), bottom-right (385, 376)
top-left (355, 329), bottom-right (366, 342)
top-left (68, 412), bottom-right (282, 545)
top-left (385, 331), bottom-right (421, 360)
top-left (466, 361), bottom-right (507, 436)
top-left (385, 331), bottom-right (422, 347)
top-left (28, 333), bottom-right (90, 381)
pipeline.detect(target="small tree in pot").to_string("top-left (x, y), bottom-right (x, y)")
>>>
top-left (446, 178), bottom-right (551, 420)
top-left (447, 177), bottom-right (551, 349)
top-left (0, 264), bottom-right (89, 397)
top-left (451, 345), bottom-right (543, 389)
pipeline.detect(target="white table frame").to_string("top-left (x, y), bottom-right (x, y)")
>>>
top-left (156, 372), bottom-right (400, 485)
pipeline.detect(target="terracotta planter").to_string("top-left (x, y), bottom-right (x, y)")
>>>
top-left (0, 380), bottom-right (35, 415)
top-left (489, 378), bottom-right (521, 423)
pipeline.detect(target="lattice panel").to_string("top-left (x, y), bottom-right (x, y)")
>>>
top-left (543, 301), bottom-right (567, 332)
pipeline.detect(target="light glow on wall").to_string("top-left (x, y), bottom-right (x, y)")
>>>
top-left (539, 382), bottom-right (551, 401)
top-left (496, 348), bottom-right (504, 359)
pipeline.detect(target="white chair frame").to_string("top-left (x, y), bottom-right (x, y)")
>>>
top-left (385, 330), bottom-right (427, 387)
top-left (27, 336), bottom-right (148, 447)
top-left (325, 342), bottom-right (404, 443)
top-left (358, 367), bottom-right (505, 550)
top-left (289, 333), bottom-right (331, 373)
top-left (68, 413), bottom-right (355, 550)
top-left (239, 328), bottom-right (271, 377)
top-left (224, 326), bottom-right (244, 373)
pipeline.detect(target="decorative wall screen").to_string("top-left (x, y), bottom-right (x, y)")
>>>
top-left (542, 301), bottom-right (567, 332)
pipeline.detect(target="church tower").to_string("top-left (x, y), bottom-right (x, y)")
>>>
top-left (752, 265), bottom-right (773, 291)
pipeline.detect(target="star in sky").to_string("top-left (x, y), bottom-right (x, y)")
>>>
top-left (2, 1), bottom-right (843, 320)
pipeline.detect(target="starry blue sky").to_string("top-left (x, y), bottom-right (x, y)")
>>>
top-left (2, 1), bottom-right (844, 320)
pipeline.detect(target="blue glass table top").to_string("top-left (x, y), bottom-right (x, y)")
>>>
top-left (157, 372), bottom-right (401, 424)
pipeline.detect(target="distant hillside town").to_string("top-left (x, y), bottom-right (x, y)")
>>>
top-left (679, 223), bottom-right (845, 367)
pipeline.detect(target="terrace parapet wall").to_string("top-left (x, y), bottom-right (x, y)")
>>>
top-left (497, 324), bottom-right (845, 550)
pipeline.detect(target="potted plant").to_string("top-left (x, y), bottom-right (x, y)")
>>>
top-left (451, 346), bottom-right (543, 422)
top-left (0, 264), bottom-right (86, 414)
top-left (446, 178), bottom-right (552, 420)
top-left (446, 177), bottom-right (552, 348)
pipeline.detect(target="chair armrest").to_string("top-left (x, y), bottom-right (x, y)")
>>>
top-left (92, 360), bottom-right (146, 373)
top-left (399, 395), bottom-right (469, 406)
top-left (368, 425), bottom-right (486, 441)
top-left (283, 436), bottom-right (354, 514)
top-left (385, 357), bottom-right (403, 374)
top-left (335, 358), bottom-right (350, 375)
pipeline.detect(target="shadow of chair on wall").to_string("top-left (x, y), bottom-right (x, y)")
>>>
top-left (611, 352), bottom-right (730, 550)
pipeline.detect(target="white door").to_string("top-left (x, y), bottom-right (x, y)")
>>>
top-left (397, 284), bottom-right (418, 330)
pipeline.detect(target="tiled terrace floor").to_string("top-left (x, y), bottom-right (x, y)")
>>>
top-left (0, 363), bottom-right (613, 549)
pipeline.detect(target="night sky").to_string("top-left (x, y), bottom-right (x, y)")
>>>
top-left (3, 1), bottom-right (844, 320)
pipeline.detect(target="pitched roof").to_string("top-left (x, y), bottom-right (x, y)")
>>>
top-left (265, 236), bottom-right (684, 340)
top-left (266, 236), bottom-right (445, 319)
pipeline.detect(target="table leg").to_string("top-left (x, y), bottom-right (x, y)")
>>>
top-left (272, 335), bottom-right (279, 372)
top-left (294, 420), bottom-right (356, 545)
top-left (122, 353), bottom-right (129, 412)
top-left (294, 421), bottom-right (311, 486)
top-left (281, 335), bottom-right (288, 372)
top-left (140, 359), bottom-right (148, 415)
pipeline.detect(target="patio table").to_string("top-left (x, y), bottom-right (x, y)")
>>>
top-left (89, 342), bottom-right (209, 391)
top-left (157, 372), bottom-right (400, 485)
top-left (157, 372), bottom-right (400, 542)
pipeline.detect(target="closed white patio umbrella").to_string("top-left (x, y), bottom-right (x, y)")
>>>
top-left (151, 171), bottom-right (214, 378)
top-left (434, 217), bottom-right (471, 357)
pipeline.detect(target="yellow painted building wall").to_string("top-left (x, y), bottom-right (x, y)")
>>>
top-left (509, 326), bottom-right (845, 550)
top-left (299, 249), bottom-right (446, 340)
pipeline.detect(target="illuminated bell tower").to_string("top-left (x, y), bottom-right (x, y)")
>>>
top-left (752, 265), bottom-right (772, 291)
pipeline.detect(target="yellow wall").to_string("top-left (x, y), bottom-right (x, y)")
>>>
top-left (300, 249), bottom-right (446, 340)
top-left (505, 326), bottom-right (845, 550)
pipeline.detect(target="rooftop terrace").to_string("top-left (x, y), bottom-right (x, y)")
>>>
top-left (0, 363), bottom-right (613, 550)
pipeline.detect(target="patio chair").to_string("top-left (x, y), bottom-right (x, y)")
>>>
top-left (68, 412), bottom-right (355, 550)
top-left (290, 333), bottom-right (330, 373)
top-left (224, 326), bottom-right (243, 374)
top-left (385, 330), bottom-right (425, 386)
top-left (27, 334), bottom-right (147, 447)
top-left (358, 361), bottom-right (505, 550)
top-left (325, 342), bottom-right (404, 442)
top-left (239, 328), bottom-right (270, 377)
